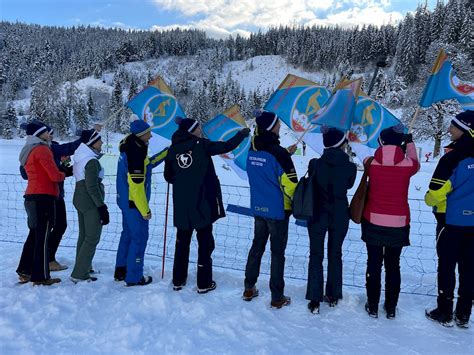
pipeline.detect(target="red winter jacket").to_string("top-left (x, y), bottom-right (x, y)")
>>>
top-left (24, 145), bottom-right (65, 197)
top-left (363, 143), bottom-right (419, 228)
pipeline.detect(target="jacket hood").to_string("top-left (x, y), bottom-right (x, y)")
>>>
top-left (320, 147), bottom-right (351, 166)
top-left (19, 136), bottom-right (49, 166)
top-left (374, 144), bottom-right (406, 166)
top-left (74, 142), bottom-right (100, 165)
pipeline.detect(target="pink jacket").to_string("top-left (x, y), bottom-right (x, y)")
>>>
top-left (363, 143), bottom-right (419, 227)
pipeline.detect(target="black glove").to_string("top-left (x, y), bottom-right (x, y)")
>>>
top-left (60, 164), bottom-right (73, 177)
top-left (240, 128), bottom-right (251, 137)
top-left (98, 205), bottom-right (110, 226)
top-left (404, 133), bottom-right (413, 143)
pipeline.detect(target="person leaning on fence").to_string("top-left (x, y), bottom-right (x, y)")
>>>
top-left (425, 111), bottom-right (474, 329)
top-left (164, 117), bottom-right (250, 294)
top-left (361, 124), bottom-right (420, 319)
top-left (305, 127), bottom-right (357, 314)
top-left (243, 111), bottom-right (297, 309)
top-left (70, 130), bottom-right (109, 283)
top-left (114, 119), bottom-right (167, 287)
top-left (16, 120), bottom-right (65, 286)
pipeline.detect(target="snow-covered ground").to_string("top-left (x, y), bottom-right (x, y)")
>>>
top-left (0, 133), bottom-right (471, 354)
top-left (1, 243), bottom-right (472, 354)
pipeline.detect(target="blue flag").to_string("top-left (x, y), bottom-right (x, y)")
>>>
top-left (348, 96), bottom-right (403, 149)
top-left (127, 76), bottom-right (186, 140)
top-left (264, 74), bottom-right (330, 132)
top-left (202, 106), bottom-right (250, 178)
top-left (419, 49), bottom-right (474, 110)
top-left (311, 78), bottom-right (362, 131)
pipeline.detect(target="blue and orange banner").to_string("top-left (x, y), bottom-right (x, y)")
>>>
top-left (419, 49), bottom-right (474, 110)
top-left (127, 76), bottom-right (186, 140)
top-left (349, 96), bottom-right (403, 149)
top-left (202, 105), bottom-right (250, 178)
top-left (311, 78), bottom-right (362, 131)
top-left (263, 74), bottom-right (331, 132)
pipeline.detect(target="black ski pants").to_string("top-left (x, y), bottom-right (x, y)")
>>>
top-left (173, 225), bottom-right (215, 289)
top-left (17, 195), bottom-right (55, 282)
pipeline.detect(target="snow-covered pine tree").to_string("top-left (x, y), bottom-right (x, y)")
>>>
top-left (87, 91), bottom-right (96, 118)
top-left (0, 103), bottom-right (17, 139)
top-left (128, 77), bottom-right (138, 101)
top-left (110, 79), bottom-right (126, 132)
top-left (394, 13), bottom-right (418, 84)
top-left (74, 97), bottom-right (89, 131)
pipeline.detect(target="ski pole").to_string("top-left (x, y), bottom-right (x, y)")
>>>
top-left (161, 182), bottom-right (170, 279)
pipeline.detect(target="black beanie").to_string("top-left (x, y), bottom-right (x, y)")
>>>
top-left (322, 126), bottom-right (347, 148)
top-left (452, 110), bottom-right (474, 134)
top-left (175, 117), bottom-right (199, 133)
top-left (81, 129), bottom-right (101, 147)
top-left (26, 120), bottom-right (48, 137)
top-left (379, 124), bottom-right (405, 146)
top-left (256, 111), bottom-right (279, 132)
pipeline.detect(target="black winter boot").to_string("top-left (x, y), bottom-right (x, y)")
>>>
top-left (114, 266), bottom-right (127, 281)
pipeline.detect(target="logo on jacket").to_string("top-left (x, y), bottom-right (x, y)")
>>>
top-left (177, 152), bottom-right (193, 169)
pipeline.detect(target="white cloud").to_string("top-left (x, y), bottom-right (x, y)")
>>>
top-left (151, 0), bottom-right (402, 38)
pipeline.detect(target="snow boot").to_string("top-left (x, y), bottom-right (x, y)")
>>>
top-left (308, 300), bottom-right (320, 314)
top-left (425, 308), bottom-right (454, 327)
top-left (114, 266), bottom-right (126, 281)
top-left (49, 261), bottom-right (68, 272)
top-left (384, 304), bottom-right (396, 319)
top-left (365, 302), bottom-right (378, 318)
top-left (70, 276), bottom-right (97, 284)
top-left (271, 296), bottom-right (291, 309)
top-left (197, 281), bottom-right (217, 294)
top-left (173, 282), bottom-right (186, 291)
top-left (454, 313), bottom-right (470, 329)
top-left (242, 287), bottom-right (259, 301)
top-left (33, 278), bottom-right (61, 286)
top-left (126, 276), bottom-right (153, 287)
top-left (324, 295), bottom-right (338, 307)
top-left (17, 273), bottom-right (30, 284)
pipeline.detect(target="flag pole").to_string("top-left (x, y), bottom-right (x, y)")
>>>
top-left (408, 106), bottom-right (422, 133)
top-left (161, 182), bottom-right (170, 279)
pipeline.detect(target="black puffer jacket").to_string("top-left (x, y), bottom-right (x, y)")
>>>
top-left (164, 128), bottom-right (246, 230)
top-left (310, 147), bottom-right (357, 222)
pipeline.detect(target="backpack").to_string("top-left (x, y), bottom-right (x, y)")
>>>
top-left (292, 158), bottom-right (317, 221)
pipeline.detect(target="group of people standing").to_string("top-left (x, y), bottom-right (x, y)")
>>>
top-left (15, 109), bottom-right (473, 328)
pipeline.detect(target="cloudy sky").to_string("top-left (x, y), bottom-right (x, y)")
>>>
top-left (1, 0), bottom-right (438, 38)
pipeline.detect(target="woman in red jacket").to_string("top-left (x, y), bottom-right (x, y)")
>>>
top-left (16, 121), bottom-right (65, 286)
top-left (362, 124), bottom-right (419, 319)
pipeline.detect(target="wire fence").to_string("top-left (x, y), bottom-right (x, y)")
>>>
top-left (0, 173), bottom-right (439, 296)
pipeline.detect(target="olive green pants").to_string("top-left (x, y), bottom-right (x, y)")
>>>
top-left (71, 208), bottom-right (102, 280)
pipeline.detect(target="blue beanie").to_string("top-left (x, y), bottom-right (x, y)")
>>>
top-left (256, 111), bottom-right (278, 131)
top-left (131, 120), bottom-right (151, 137)
top-left (175, 117), bottom-right (199, 133)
